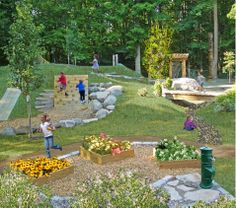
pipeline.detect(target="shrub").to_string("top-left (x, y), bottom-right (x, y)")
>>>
top-left (153, 80), bottom-right (162, 96)
top-left (70, 172), bottom-right (169, 208)
top-left (214, 89), bottom-right (235, 112)
top-left (0, 169), bottom-right (50, 207)
top-left (155, 137), bottom-right (199, 161)
top-left (192, 196), bottom-right (236, 208)
top-left (163, 78), bottom-right (173, 90)
top-left (137, 87), bottom-right (148, 97)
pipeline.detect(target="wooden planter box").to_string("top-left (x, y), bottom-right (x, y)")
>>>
top-left (153, 148), bottom-right (200, 169)
top-left (156, 159), bottom-right (200, 169)
top-left (31, 165), bottom-right (74, 185)
top-left (80, 146), bottom-right (135, 165)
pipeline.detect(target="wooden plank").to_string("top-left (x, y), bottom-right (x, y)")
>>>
top-left (31, 165), bottom-right (74, 185)
top-left (157, 159), bottom-right (200, 169)
top-left (0, 88), bottom-right (21, 121)
top-left (80, 146), bottom-right (135, 165)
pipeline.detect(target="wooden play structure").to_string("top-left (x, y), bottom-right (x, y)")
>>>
top-left (169, 53), bottom-right (189, 78)
top-left (54, 75), bottom-right (88, 107)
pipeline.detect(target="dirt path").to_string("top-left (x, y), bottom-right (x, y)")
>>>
top-left (0, 103), bottom-right (93, 130)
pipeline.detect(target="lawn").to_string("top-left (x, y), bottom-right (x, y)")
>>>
top-left (0, 64), bottom-right (235, 195)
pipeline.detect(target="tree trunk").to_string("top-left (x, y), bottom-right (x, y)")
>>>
top-left (26, 95), bottom-right (32, 139)
top-left (208, 32), bottom-right (214, 79)
top-left (135, 44), bottom-right (141, 74)
top-left (67, 53), bottom-right (70, 65)
top-left (213, 0), bottom-right (218, 79)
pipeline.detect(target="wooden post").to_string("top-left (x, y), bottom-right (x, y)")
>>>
top-left (112, 55), bottom-right (115, 66)
top-left (182, 60), bottom-right (186, 77)
top-left (169, 60), bottom-right (173, 78)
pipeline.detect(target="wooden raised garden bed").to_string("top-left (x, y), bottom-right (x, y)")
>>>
top-left (156, 159), bottom-right (200, 169)
top-left (80, 146), bottom-right (135, 165)
top-left (32, 165), bottom-right (74, 185)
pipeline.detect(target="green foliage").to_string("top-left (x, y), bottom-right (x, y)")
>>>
top-left (143, 23), bottom-right (173, 79)
top-left (153, 80), bottom-right (162, 96)
top-left (0, 169), bottom-right (50, 207)
top-left (222, 51), bottom-right (235, 82)
top-left (155, 137), bottom-right (199, 161)
top-left (227, 3), bottom-right (236, 19)
top-left (70, 172), bottom-right (169, 208)
top-left (214, 89), bottom-right (235, 112)
top-left (137, 87), bottom-right (148, 97)
top-left (193, 196), bottom-right (236, 208)
top-left (163, 77), bottom-right (173, 90)
top-left (4, 0), bottom-right (44, 95)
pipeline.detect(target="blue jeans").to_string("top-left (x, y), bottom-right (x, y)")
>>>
top-left (44, 135), bottom-right (61, 158)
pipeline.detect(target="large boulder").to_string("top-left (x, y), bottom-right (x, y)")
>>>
top-left (59, 120), bottom-right (76, 128)
top-left (95, 108), bottom-right (109, 119)
top-left (103, 95), bottom-right (117, 106)
top-left (106, 105), bottom-right (115, 111)
top-left (172, 78), bottom-right (201, 91)
top-left (1, 127), bottom-right (16, 136)
top-left (89, 99), bottom-right (103, 112)
top-left (95, 91), bottom-right (110, 102)
top-left (106, 85), bottom-right (123, 96)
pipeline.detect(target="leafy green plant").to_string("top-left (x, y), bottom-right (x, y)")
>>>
top-left (155, 137), bottom-right (199, 161)
top-left (214, 89), bottom-right (235, 112)
top-left (222, 51), bottom-right (235, 83)
top-left (137, 87), bottom-right (148, 97)
top-left (0, 169), bottom-right (50, 207)
top-left (193, 196), bottom-right (236, 207)
top-left (163, 78), bottom-right (173, 90)
top-left (143, 23), bottom-right (173, 79)
top-left (153, 80), bottom-right (162, 96)
top-left (82, 135), bottom-right (131, 155)
top-left (70, 172), bottom-right (169, 208)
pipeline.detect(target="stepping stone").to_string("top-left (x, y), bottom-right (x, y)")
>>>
top-left (184, 189), bottom-right (220, 203)
top-left (163, 185), bottom-right (182, 201)
top-left (0, 88), bottom-right (21, 121)
top-left (176, 173), bottom-right (201, 188)
top-left (167, 180), bottom-right (179, 186)
top-left (177, 184), bottom-right (195, 191)
top-left (151, 175), bottom-right (174, 188)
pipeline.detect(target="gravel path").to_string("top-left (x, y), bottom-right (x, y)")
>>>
top-left (48, 146), bottom-right (200, 196)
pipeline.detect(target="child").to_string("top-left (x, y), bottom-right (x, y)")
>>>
top-left (76, 80), bottom-right (86, 104)
top-left (39, 114), bottom-right (62, 158)
top-left (184, 115), bottom-right (197, 131)
top-left (92, 54), bottom-right (99, 72)
top-left (196, 70), bottom-right (205, 91)
top-left (57, 72), bottom-right (69, 96)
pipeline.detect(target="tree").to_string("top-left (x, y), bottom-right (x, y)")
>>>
top-left (143, 23), bottom-right (173, 79)
top-left (222, 51), bottom-right (235, 83)
top-left (4, 0), bottom-right (44, 138)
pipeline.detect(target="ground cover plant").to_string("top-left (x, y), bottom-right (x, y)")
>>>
top-left (70, 172), bottom-right (169, 208)
top-left (155, 138), bottom-right (199, 161)
top-left (0, 170), bottom-right (50, 207)
top-left (214, 89), bottom-right (235, 112)
top-left (82, 134), bottom-right (131, 155)
top-left (10, 157), bottom-right (70, 178)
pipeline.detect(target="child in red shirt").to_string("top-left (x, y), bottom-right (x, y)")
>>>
top-left (57, 72), bottom-right (69, 96)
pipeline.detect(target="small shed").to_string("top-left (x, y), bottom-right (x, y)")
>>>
top-left (169, 53), bottom-right (189, 78)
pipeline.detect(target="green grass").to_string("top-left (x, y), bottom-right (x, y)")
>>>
top-left (215, 158), bottom-right (235, 195)
top-left (0, 64), bottom-right (235, 195)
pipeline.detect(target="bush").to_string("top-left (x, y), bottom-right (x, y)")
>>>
top-left (70, 172), bottom-right (169, 208)
top-left (193, 196), bottom-right (236, 208)
top-left (155, 137), bottom-right (199, 161)
top-left (214, 89), bottom-right (235, 112)
top-left (0, 169), bottom-right (50, 207)
top-left (153, 80), bottom-right (162, 96)
top-left (137, 87), bottom-right (148, 97)
top-left (163, 78), bottom-right (173, 90)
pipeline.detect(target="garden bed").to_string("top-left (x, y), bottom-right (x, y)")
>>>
top-left (80, 146), bottom-right (135, 165)
top-left (32, 165), bottom-right (74, 185)
top-left (156, 157), bottom-right (200, 169)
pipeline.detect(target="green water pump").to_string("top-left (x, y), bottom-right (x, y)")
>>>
top-left (200, 146), bottom-right (215, 189)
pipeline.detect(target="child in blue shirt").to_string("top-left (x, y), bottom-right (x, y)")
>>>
top-left (76, 80), bottom-right (86, 104)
